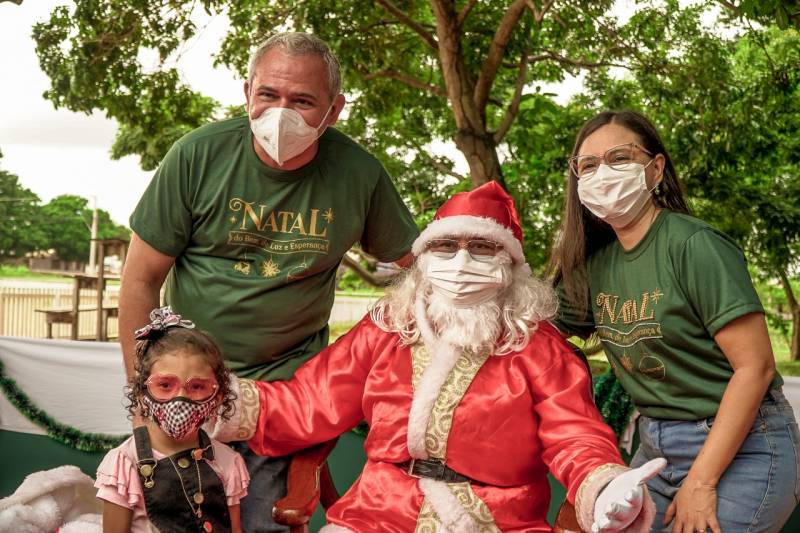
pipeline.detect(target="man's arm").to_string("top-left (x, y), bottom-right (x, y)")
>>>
top-left (119, 233), bottom-right (176, 379)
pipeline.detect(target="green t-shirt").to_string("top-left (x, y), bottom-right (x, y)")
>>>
top-left (555, 210), bottom-right (781, 420)
top-left (130, 116), bottom-right (419, 381)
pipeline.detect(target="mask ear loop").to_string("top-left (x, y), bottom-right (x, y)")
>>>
top-left (312, 102), bottom-right (335, 137)
top-left (642, 157), bottom-right (663, 196)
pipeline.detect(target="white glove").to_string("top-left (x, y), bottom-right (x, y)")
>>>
top-left (591, 458), bottom-right (666, 533)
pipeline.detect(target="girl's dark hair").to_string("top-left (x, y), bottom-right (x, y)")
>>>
top-left (125, 327), bottom-right (237, 421)
top-left (546, 110), bottom-right (690, 317)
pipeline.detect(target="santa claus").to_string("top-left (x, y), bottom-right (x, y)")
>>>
top-left (220, 182), bottom-right (663, 532)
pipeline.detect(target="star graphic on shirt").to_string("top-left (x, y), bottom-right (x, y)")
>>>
top-left (260, 259), bottom-right (280, 278)
top-left (230, 216), bottom-right (238, 224)
top-left (323, 208), bottom-right (334, 224)
top-left (650, 288), bottom-right (663, 303)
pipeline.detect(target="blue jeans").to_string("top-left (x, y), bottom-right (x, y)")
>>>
top-left (229, 441), bottom-right (290, 533)
top-left (631, 389), bottom-right (800, 532)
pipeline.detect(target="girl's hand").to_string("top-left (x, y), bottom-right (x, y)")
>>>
top-left (664, 478), bottom-right (721, 533)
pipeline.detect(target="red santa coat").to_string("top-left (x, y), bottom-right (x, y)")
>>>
top-left (248, 316), bottom-right (623, 532)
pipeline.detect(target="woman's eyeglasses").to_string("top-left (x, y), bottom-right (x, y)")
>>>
top-left (568, 143), bottom-right (653, 179)
top-left (145, 374), bottom-right (219, 403)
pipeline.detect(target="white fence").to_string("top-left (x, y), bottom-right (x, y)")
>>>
top-left (0, 281), bottom-right (120, 339)
top-left (0, 281), bottom-right (378, 339)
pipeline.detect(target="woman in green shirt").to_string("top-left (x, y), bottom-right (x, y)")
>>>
top-left (549, 110), bottom-right (799, 533)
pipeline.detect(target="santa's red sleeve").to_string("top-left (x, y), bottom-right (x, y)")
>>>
top-left (247, 316), bottom-right (377, 457)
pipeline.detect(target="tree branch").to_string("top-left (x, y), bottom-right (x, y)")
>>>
top-left (408, 139), bottom-right (467, 181)
top-left (457, 0), bottom-right (479, 28)
top-left (0, 0), bottom-right (24, 4)
top-left (716, 0), bottom-right (738, 12)
top-left (376, 0), bottom-right (439, 51)
top-left (474, 0), bottom-right (528, 110)
top-left (524, 0), bottom-right (555, 24)
top-left (494, 44), bottom-right (529, 144)
top-left (341, 252), bottom-right (395, 287)
top-left (363, 69), bottom-right (447, 97)
top-left (779, 268), bottom-right (799, 311)
top-left (526, 50), bottom-right (628, 69)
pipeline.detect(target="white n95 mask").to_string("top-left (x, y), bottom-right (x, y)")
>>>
top-left (250, 105), bottom-right (332, 166)
top-left (425, 250), bottom-right (506, 307)
top-left (577, 162), bottom-right (657, 228)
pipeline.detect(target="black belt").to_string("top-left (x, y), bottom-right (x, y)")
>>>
top-left (399, 458), bottom-right (475, 484)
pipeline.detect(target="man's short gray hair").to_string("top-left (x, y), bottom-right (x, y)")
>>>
top-left (247, 32), bottom-right (342, 98)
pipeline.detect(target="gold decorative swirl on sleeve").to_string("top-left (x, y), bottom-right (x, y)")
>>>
top-left (236, 378), bottom-right (261, 441)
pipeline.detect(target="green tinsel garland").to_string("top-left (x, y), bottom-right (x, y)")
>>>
top-left (0, 355), bottom-right (632, 451)
top-left (0, 360), bottom-right (129, 453)
top-left (593, 368), bottom-right (635, 438)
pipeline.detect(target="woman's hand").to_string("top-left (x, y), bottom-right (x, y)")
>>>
top-left (664, 477), bottom-right (721, 533)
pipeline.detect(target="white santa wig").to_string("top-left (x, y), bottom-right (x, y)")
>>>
top-left (370, 182), bottom-right (558, 355)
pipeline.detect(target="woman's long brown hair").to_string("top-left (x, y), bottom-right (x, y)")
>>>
top-left (546, 110), bottom-right (690, 318)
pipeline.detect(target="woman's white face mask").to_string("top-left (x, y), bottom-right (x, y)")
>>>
top-left (576, 161), bottom-right (658, 228)
top-left (425, 249), bottom-right (506, 307)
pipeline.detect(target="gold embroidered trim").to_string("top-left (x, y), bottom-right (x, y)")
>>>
top-left (411, 344), bottom-right (490, 459)
top-left (237, 378), bottom-right (260, 441)
top-left (414, 499), bottom-right (439, 533)
top-left (413, 484), bottom-right (501, 533)
top-left (449, 483), bottom-right (501, 532)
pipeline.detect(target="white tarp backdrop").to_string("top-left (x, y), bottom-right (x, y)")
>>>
top-left (2, 335), bottom-right (800, 438)
top-left (0, 336), bottom-right (129, 436)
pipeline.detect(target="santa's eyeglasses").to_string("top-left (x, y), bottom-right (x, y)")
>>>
top-left (425, 238), bottom-right (504, 260)
top-left (145, 374), bottom-right (219, 403)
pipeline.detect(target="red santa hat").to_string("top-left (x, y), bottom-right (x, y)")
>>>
top-left (411, 181), bottom-right (526, 265)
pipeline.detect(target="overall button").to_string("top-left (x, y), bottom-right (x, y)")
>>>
top-left (177, 457), bottom-right (190, 468)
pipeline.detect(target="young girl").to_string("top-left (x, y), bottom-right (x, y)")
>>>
top-left (95, 306), bottom-right (249, 533)
top-left (549, 110), bottom-right (799, 532)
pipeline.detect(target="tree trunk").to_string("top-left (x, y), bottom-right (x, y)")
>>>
top-left (791, 308), bottom-right (800, 361)
top-left (430, 0), bottom-right (507, 190)
top-left (454, 129), bottom-right (505, 188)
top-left (778, 269), bottom-right (800, 361)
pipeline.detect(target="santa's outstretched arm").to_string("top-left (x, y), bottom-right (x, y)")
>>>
top-left (206, 316), bottom-right (377, 456)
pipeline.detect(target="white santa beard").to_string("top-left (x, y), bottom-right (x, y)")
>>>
top-left (425, 288), bottom-right (503, 353)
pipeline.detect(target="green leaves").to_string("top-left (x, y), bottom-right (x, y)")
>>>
top-left (0, 154), bottom-right (129, 263)
top-left (32, 0), bottom-right (220, 170)
top-left (0, 165), bottom-right (45, 259)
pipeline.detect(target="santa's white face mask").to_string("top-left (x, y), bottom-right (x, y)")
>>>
top-left (425, 250), bottom-right (506, 308)
top-left (577, 161), bottom-right (658, 228)
top-left (250, 105), bottom-right (332, 166)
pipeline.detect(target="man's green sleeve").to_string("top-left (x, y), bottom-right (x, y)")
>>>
top-left (129, 141), bottom-right (193, 257)
top-left (359, 168), bottom-right (419, 262)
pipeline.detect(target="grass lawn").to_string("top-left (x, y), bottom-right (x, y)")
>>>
top-left (0, 265), bottom-right (70, 282)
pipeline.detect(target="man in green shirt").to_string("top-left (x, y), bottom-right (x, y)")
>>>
top-left (120, 32), bottom-right (419, 532)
